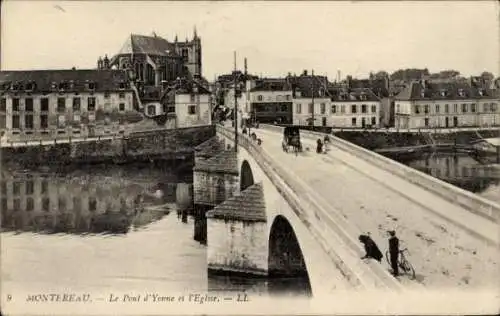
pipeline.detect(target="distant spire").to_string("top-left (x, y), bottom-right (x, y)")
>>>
top-left (175, 34), bottom-right (178, 42)
top-left (193, 25), bottom-right (198, 39)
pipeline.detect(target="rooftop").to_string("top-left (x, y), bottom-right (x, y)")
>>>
top-left (395, 81), bottom-right (499, 101)
top-left (0, 69), bottom-right (131, 93)
top-left (115, 34), bottom-right (179, 58)
top-left (206, 183), bottom-right (266, 222)
top-left (328, 87), bottom-right (381, 102)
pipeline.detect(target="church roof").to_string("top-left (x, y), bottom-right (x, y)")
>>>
top-left (116, 34), bottom-right (179, 57)
top-left (206, 183), bottom-right (267, 222)
top-left (0, 69), bottom-right (130, 93)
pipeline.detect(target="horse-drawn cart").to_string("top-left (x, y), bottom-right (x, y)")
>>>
top-left (282, 126), bottom-right (303, 154)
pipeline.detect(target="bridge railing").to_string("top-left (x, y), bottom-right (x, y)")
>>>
top-left (262, 124), bottom-right (500, 223)
top-left (215, 124), bottom-right (403, 291)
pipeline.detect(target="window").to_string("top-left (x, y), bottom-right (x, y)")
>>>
top-left (331, 105), bottom-right (337, 114)
top-left (1, 182), bottom-right (6, 195)
top-left (286, 95), bottom-right (291, 101)
top-left (12, 115), bottom-right (20, 129)
top-left (25, 98), bottom-right (33, 112)
top-left (351, 117), bottom-right (357, 126)
top-left (436, 104), bottom-right (440, 113)
top-left (12, 98), bottom-right (19, 111)
top-left (42, 198), bottom-right (50, 211)
top-left (57, 98), bottom-right (66, 112)
top-left (492, 103), bottom-right (498, 112)
top-left (308, 103), bottom-right (313, 114)
top-left (41, 179), bottom-right (48, 194)
top-left (453, 104), bottom-right (458, 113)
top-left (424, 105), bottom-right (429, 114)
top-left (257, 95), bottom-right (263, 101)
top-left (119, 103), bottom-right (125, 111)
top-left (25, 114), bottom-right (34, 129)
top-left (104, 92), bottom-right (110, 98)
top-left (89, 198), bottom-right (97, 211)
top-left (296, 103), bottom-right (302, 114)
top-left (371, 105), bottom-right (376, 113)
top-left (471, 103), bottom-right (476, 113)
top-left (0, 115), bottom-right (6, 129)
top-left (462, 103), bottom-right (467, 113)
top-left (73, 197), bottom-right (82, 211)
top-left (1, 198), bottom-right (6, 212)
top-left (444, 104), bottom-right (449, 113)
top-left (320, 103), bottom-right (326, 114)
top-left (119, 83), bottom-right (126, 90)
top-left (88, 82), bottom-right (95, 90)
top-left (41, 98), bottom-right (49, 112)
top-left (88, 97), bottom-right (96, 111)
top-left (58, 197), bottom-right (66, 211)
top-left (371, 117), bottom-right (376, 126)
top-left (13, 182), bottom-right (21, 195)
top-left (0, 98), bottom-right (5, 112)
top-left (351, 105), bottom-right (357, 113)
top-left (40, 114), bottom-right (48, 129)
top-left (119, 92), bottom-right (125, 99)
top-left (341, 105), bottom-right (345, 113)
top-left (188, 105), bottom-right (196, 114)
top-left (13, 199), bottom-right (20, 211)
top-left (58, 115), bottom-right (66, 128)
top-left (73, 98), bottom-right (81, 111)
top-left (424, 118), bottom-right (429, 127)
top-left (396, 104), bottom-right (400, 113)
top-left (361, 104), bottom-right (367, 113)
top-left (73, 114), bottom-right (81, 122)
top-left (415, 105), bottom-right (420, 114)
top-left (26, 197), bottom-right (34, 211)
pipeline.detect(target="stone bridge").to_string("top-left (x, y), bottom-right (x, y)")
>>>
top-left (193, 124), bottom-right (403, 295)
top-left (192, 123), bottom-right (500, 297)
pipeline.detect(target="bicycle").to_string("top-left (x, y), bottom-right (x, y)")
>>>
top-left (385, 248), bottom-right (416, 280)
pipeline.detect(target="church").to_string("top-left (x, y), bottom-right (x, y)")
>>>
top-left (97, 27), bottom-right (202, 87)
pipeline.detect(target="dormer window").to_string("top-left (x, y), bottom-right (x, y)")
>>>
top-left (458, 89), bottom-right (465, 97)
top-left (119, 82), bottom-right (126, 90)
top-left (25, 82), bottom-right (35, 91)
top-left (420, 90), bottom-right (425, 98)
top-left (478, 89), bottom-right (484, 96)
top-left (87, 82), bottom-right (95, 90)
top-left (69, 81), bottom-right (75, 90)
top-left (51, 82), bottom-right (57, 90)
top-left (440, 90), bottom-right (447, 97)
top-left (361, 94), bottom-right (367, 101)
top-left (11, 82), bottom-right (19, 91)
top-left (58, 82), bottom-right (66, 91)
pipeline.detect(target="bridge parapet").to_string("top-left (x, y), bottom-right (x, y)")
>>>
top-left (279, 125), bottom-right (500, 224)
top-left (215, 124), bottom-right (403, 292)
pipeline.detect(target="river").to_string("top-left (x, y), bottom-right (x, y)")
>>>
top-left (392, 152), bottom-right (500, 204)
top-left (1, 162), bottom-right (310, 302)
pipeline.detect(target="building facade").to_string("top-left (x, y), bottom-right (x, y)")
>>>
top-left (144, 78), bottom-right (212, 129)
top-left (248, 79), bottom-right (293, 124)
top-left (0, 69), bottom-right (135, 142)
top-left (327, 88), bottom-right (381, 128)
top-left (394, 80), bottom-right (500, 129)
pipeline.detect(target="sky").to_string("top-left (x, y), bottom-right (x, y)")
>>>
top-left (1, 1), bottom-right (499, 81)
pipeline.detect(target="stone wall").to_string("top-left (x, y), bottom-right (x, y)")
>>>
top-left (1, 125), bottom-right (215, 165)
top-left (207, 219), bottom-right (268, 275)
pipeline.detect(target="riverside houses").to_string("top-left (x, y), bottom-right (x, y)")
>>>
top-left (0, 69), bottom-right (135, 143)
top-left (328, 88), bottom-right (381, 128)
top-left (394, 80), bottom-right (500, 129)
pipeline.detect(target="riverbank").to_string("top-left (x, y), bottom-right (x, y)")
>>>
top-left (1, 125), bottom-right (216, 166)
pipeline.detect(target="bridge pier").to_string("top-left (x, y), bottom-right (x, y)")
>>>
top-left (193, 137), bottom-right (239, 244)
top-left (206, 183), bottom-right (269, 276)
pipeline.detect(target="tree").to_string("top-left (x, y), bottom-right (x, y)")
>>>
top-left (373, 71), bottom-right (389, 79)
top-left (480, 71), bottom-right (495, 81)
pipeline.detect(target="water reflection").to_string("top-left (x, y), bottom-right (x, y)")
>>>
top-left (0, 163), bottom-right (194, 235)
top-left (394, 152), bottom-right (500, 200)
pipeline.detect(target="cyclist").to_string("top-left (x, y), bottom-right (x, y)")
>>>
top-left (388, 230), bottom-right (400, 276)
top-left (358, 234), bottom-right (383, 263)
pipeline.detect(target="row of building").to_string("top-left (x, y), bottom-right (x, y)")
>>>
top-left (0, 30), bottom-right (213, 143)
top-left (218, 69), bottom-right (500, 129)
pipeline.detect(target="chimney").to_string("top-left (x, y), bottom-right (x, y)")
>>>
top-left (303, 70), bottom-right (308, 76)
top-left (244, 58), bottom-right (248, 76)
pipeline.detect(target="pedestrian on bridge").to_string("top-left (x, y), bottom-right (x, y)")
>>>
top-left (388, 230), bottom-right (400, 276)
top-left (359, 234), bottom-right (383, 262)
top-left (316, 139), bottom-right (323, 154)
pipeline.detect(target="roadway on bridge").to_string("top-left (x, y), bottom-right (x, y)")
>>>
top-left (254, 127), bottom-right (499, 289)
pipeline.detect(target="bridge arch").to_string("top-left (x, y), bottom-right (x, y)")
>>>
top-left (240, 160), bottom-right (255, 191)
